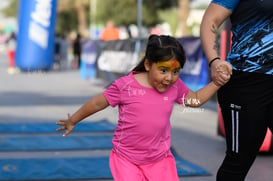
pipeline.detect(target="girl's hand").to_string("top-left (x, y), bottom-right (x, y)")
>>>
top-left (56, 113), bottom-right (75, 137)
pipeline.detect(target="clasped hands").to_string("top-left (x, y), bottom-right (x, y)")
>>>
top-left (210, 59), bottom-right (232, 86)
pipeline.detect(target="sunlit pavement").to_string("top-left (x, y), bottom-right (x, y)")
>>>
top-left (1, 53), bottom-right (273, 181)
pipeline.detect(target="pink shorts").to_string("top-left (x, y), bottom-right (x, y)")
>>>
top-left (109, 150), bottom-right (179, 181)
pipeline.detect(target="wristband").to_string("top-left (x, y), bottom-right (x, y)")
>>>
top-left (209, 57), bottom-right (220, 67)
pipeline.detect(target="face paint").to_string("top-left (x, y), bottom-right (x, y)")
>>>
top-left (156, 59), bottom-right (181, 70)
top-left (145, 59), bottom-right (181, 93)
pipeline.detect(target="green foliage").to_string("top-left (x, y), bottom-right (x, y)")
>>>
top-left (1, 0), bottom-right (198, 36)
top-left (143, 0), bottom-right (177, 10)
top-left (95, 0), bottom-right (136, 25)
top-left (1, 0), bottom-right (18, 17)
top-left (95, 0), bottom-right (177, 27)
top-left (55, 10), bottom-right (78, 34)
top-left (158, 8), bottom-right (179, 35)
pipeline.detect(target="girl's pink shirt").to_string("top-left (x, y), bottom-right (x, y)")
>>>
top-left (103, 72), bottom-right (189, 165)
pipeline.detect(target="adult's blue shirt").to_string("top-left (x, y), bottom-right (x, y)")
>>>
top-left (211, 0), bottom-right (273, 74)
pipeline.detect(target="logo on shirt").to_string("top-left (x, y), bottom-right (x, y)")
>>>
top-left (128, 86), bottom-right (146, 96)
top-left (180, 93), bottom-right (204, 113)
top-left (163, 96), bottom-right (168, 101)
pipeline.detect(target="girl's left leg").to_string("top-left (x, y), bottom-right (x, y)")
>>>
top-left (141, 152), bottom-right (179, 181)
top-left (109, 150), bottom-right (145, 181)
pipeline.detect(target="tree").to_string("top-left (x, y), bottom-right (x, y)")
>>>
top-left (1, 0), bottom-right (196, 37)
top-left (0, 0), bottom-right (18, 17)
top-left (95, 0), bottom-right (195, 37)
top-left (1, 0), bottom-right (90, 36)
top-left (177, 0), bottom-right (190, 36)
top-left (57, 0), bottom-right (90, 36)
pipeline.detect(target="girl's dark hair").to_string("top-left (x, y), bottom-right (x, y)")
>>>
top-left (133, 35), bottom-right (186, 72)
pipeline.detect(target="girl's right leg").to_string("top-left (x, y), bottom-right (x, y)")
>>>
top-left (109, 150), bottom-right (144, 181)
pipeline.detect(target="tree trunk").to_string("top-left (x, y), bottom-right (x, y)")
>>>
top-left (176, 0), bottom-right (190, 37)
top-left (75, 0), bottom-right (88, 37)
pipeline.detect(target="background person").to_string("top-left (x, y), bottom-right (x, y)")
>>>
top-left (5, 31), bottom-right (17, 73)
top-left (200, 0), bottom-right (273, 180)
top-left (100, 20), bottom-right (120, 41)
top-left (72, 33), bottom-right (82, 69)
top-left (59, 33), bottom-right (70, 70)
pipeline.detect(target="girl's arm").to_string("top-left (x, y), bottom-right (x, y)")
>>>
top-left (184, 82), bottom-right (220, 108)
top-left (57, 93), bottom-right (109, 136)
top-left (69, 93), bottom-right (109, 124)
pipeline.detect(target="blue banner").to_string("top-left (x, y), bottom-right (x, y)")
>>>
top-left (178, 37), bottom-right (209, 91)
top-left (93, 37), bottom-right (209, 90)
top-left (16, 0), bottom-right (58, 71)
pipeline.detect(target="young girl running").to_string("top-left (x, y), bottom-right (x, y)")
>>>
top-left (56, 35), bottom-right (231, 181)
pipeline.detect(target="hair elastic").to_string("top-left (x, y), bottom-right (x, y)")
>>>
top-left (209, 57), bottom-right (220, 67)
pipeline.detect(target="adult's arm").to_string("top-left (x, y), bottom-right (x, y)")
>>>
top-left (200, 3), bottom-right (233, 86)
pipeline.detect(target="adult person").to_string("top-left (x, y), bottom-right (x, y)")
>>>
top-left (57, 35), bottom-right (230, 181)
top-left (5, 31), bottom-right (17, 73)
top-left (200, 0), bottom-right (273, 180)
top-left (53, 33), bottom-right (61, 69)
top-left (73, 33), bottom-right (82, 69)
top-left (59, 33), bottom-right (70, 70)
top-left (100, 20), bottom-right (120, 41)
